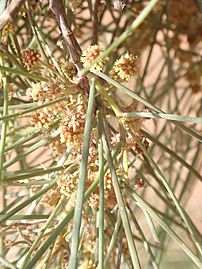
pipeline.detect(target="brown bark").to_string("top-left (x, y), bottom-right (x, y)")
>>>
top-left (49, 0), bottom-right (89, 93)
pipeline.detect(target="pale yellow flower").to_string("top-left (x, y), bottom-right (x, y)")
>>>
top-left (110, 52), bottom-right (139, 82)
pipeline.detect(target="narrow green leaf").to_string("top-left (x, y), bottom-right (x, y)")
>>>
top-left (99, 114), bottom-right (141, 269)
top-left (125, 184), bottom-right (202, 268)
top-left (93, 70), bottom-right (202, 142)
top-left (0, 66), bottom-right (48, 81)
top-left (122, 111), bottom-right (202, 124)
top-left (68, 77), bottom-right (96, 269)
top-left (142, 130), bottom-right (202, 182)
top-left (0, 214), bottom-right (49, 220)
top-left (0, 96), bottom-right (67, 121)
top-left (104, 214), bottom-right (121, 267)
top-left (0, 74), bottom-right (8, 181)
top-left (98, 135), bottom-right (105, 269)
top-left (127, 205), bottom-right (159, 269)
top-left (2, 164), bottom-right (73, 182)
top-left (131, 133), bottom-right (202, 256)
top-left (0, 182), bottom-right (56, 224)
top-left (143, 210), bottom-right (160, 243)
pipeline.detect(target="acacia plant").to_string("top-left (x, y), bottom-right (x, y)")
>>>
top-left (0, 0), bottom-right (202, 268)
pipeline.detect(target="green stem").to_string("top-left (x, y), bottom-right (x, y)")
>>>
top-left (123, 111), bottom-right (202, 124)
top-left (0, 72), bottom-right (8, 260)
top-left (93, 70), bottom-right (202, 142)
top-left (127, 204), bottom-right (159, 269)
top-left (21, 198), bottom-right (64, 268)
top-left (98, 134), bottom-right (104, 269)
top-left (2, 163), bottom-right (74, 182)
top-left (125, 184), bottom-right (202, 268)
top-left (0, 66), bottom-right (48, 81)
top-left (131, 133), bottom-right (202, 256)
top-left (0, 96), bottom-right (68, 121)
top-left (142, 130), bottom-right (202, 182)
top-left (0, 75), bottom-right (8, 180)
top-left (98, 113), bottom-right (141, 269)
top-left (68, 78), bottom-right (96, 269)
top-left (104, 214), bottom-right (121, 267)
top-left (17, 143), bottom-right (123, 269)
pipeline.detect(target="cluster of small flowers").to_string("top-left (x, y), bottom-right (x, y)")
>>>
top-left (59, 95), bottom-right (87, 149)
top-left (42, 171), bottom-right (79, 208)
top-left (1, 23), bottom-right (15, 44)
top-left (32, 108), bottom-right (55, 127)
top-left (111, 131), bottom-right (149, 156)
top-left (28, 80), bottom-right (66, 128)
top-left (28, 80), bottom-right (80, 130)
top-left (35, 46), bottom-right (144, 216)
top-left (41, 185), bottom-right (61, 208)
top-left (104, 172), bottom-right (117, 207)
top-left (87, 172), bottom-right (116, 209)
top-left (121, 240), bottom-right (131, 260)
top-left (133, 134), bottom-right (149, 155)
top-left (78, 233), bottom-right (97, 269)
top-left (81, 45), bottom-right (139, 83)
top-left (110, 52), bottom-right (139, 82)
top-left (81, 45), bottom-right (109, 71)
top-left (57, 171), bottom-right (78, 201)
top-left (32, 86), bottom-right (97, 208)
top-left (21, 49), bottom-right (41, 71)
top-left (111, 95), bottom-right (149, 150)
top-left (78, 259), bottom-right (97, 269)
top-left (46, 139), bottom-right (115, 210)
top-left (59, 59), bottom-right (78, 81)
top-left (29, 80), bottom-right (67, 103)
top-left (51, 136), bottom-right (67, 157)
top-left (45, 133), bottom-right (98, 207)
top-left (67, 0), bottom-right (82, 11)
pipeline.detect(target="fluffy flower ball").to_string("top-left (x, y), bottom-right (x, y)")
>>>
top-left (81, 45), bottom-right (109, 71)
top-left (110, 52), bottom-right (139, 82)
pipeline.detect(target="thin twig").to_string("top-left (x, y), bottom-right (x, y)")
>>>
top-left (49, 0), bottom-right (89, 92)
top-left (92, 0), bottom-right (101, 45)
top-left (0, 0), bottom-right (26, 30)
top-left (49, 0), bottom-right (81, 68)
